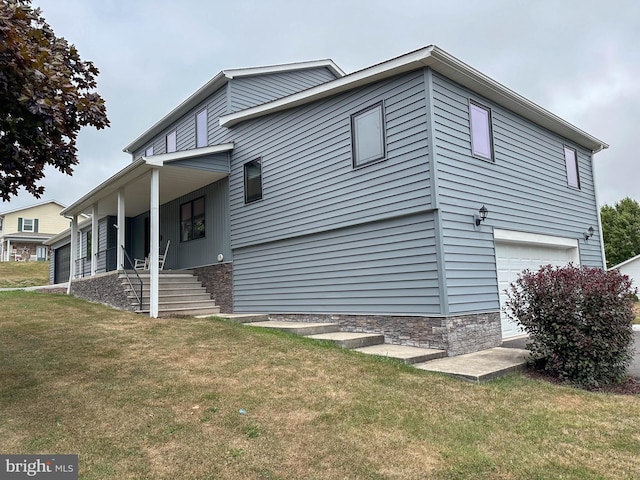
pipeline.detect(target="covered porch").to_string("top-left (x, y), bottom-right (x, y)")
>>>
top-left (59, 144), bottom-right (233, 317)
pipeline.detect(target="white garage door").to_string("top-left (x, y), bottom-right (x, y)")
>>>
top-left (495, 230), bottom-right (579, 338)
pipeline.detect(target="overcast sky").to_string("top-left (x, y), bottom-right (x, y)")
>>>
top-left (3, 0), bottom-right (639, 212)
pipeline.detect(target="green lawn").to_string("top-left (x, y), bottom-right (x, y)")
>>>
top-left (1, 291), bottom-right (639, 479)
top-left (0, 261), bottom-right (50, 288)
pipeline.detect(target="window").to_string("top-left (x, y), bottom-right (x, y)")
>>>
top-left (469, 101), bottom-right (494, 161)
top-left (244, 159), bottom-right (263, 204)
top-left (564, 146), bottom-right (580, 188)
top-left (166, 130), bottom-right (177, 153)
top-left (351, 102), bottom-right (385, 167)
top-left (145, 145), bottom-right (154, 156)
top-left (21, 218), bottom-right (34, 232)
top-left (180, 197), bottom-right (205, 242)
top-left (196, 109), bottom-right (207, 148)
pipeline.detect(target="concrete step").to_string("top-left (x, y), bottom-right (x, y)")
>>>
top-left (414, 347), bottom-right (530, 383)
top-left (352, 344), bottom-right (446, 364)
top-left (130, 293), bottom-right (212, 303)
top-left (306, 331), bottom-right (385, 349)
top-left (139, 299), bottom-right (218, 310)
top-left (245, 320), bottom-right (340, 336)
top-left (139, 305), bottom-right (221, 317)
top-left (219, 314), bottom-right (270, 323)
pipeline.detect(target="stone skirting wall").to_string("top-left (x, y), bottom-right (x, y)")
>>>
top-left (267, 312), bottom-right (502, 356)
top-left (70, 272), bottom-right (133, 311)
top-left (189, 262), bottom-right (233, 313)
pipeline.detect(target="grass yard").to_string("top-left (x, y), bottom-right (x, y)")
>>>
top-left (0, 261), bottom-right (50, 288)
top-left (1, 291), bottom-right (639, 480)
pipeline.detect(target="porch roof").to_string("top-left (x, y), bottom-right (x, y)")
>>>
top-left (60, 144), bottom-right (233, 219)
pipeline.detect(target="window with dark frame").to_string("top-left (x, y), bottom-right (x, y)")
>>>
top-left (351, 102), bottom-right (386, 167)
top-left (196, 109), bottom-right (207, 148)
top-left (180, 197), bottom-right (206, 242)
top-left (145, 145), bottom-right (153, 156)
top-left (244, 159), bottom-right (262, 204)
top-left (166, 130), bottom-right (177, 153)
top-left (469, 101), bottom-right (494, 161)
top-left (564, 146), bottom-right (580, 189)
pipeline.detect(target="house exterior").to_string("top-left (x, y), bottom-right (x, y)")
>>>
top-left (50, 45), bottom-right (608, 355)
top-left (610, 254), bottom-right (640, 289)
top-left (0, 200), bottom-right (69, 262)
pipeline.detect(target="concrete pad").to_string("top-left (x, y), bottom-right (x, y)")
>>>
top-left (415, 347), bottom-right (530, 383)
top-left (244, 320), bottom-right (339, 336)
top-left (353, 344), bottom-right (446, 364)
top-left (306, 331), bottom-right (384, 349)
top-left (215, 314), bottom-right (270, 323)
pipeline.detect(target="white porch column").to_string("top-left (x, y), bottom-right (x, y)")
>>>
top-left (6, 238), bottom-right (11, 262)
top-left (149, 168), bottom-right (160, 318)
top-left (91, 204), bottom-right (98, 275)
top-left (67, 216), bottom-right (78, 295)
top-left (117, 188), bottom-right (125, 269)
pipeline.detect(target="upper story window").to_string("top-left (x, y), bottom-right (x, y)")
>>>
top-left (180, 196), bottom-right (205, 242)
top-left (166, 130), bottom-right (177, 153)
top-left (564, 146), bottom-right (580, 189)
top-left (145, 145), bottom-right (154, 157)
top-left (351, 102), bottom-right (386, 168)
top-left (469, 101), bottom-right (494, 161)
top-left (0, 218), bottom-right (3, 232)
top-left (196, 109), bottom-right (207, 148)
top-left (19, 218), bottom-right (36, 232)
top-left (244, 159), bottom-right (263, 204)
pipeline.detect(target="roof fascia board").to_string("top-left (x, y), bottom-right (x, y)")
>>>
top-left (219, 45), bottom-right (607, 152)
top-left (224, 59), bottom-right (345, 79)
top-left (60, 158), bottom-right (150, 217)
top-left (144, 143), bottom-right (234, 166)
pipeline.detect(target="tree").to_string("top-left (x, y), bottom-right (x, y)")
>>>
top-left (601, 197), bottom-right (640, 267)
top-left (0, 0), bottom-right (109, 201)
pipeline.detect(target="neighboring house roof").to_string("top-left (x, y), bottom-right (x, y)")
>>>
top-left (123, 60), bottom-right (344, 154)
top-left (609, 254), bottom-right (640, 271)
top-left (219, 45), bottom-right (608, 153)
top-left (2, 232), bottom-right (55, 242)
top-left (0, 199), bottom-right (66, 216)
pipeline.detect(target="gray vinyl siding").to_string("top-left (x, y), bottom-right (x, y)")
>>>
top-left (228, 67), bottom-right (338, 112)
top-left (431, 71), bottom-right (603, 314)
top-left (233, 213), bottom-right (440, 314)
top-left (228, 70), bottom-right (431, 249)
top-left (169, 152), bottom-right (230, 173)
top-left (158, 178), bottom-right (231, 269)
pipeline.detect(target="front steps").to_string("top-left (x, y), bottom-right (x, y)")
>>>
top-left (234, 319), bottom-right (446, 365)
top-left (119, 270), bottom-right (220, 317)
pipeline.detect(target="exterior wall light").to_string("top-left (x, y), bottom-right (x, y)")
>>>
top-left (584, 226), bottom-right (595, 240)
top-left (474, 205), bottom-right (489, 227)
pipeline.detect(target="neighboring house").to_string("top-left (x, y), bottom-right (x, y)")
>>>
top-left (0, 200), bottom-right (70, 262)
top-left (49, 45), bottom-right (608, 355)
top-left (610, 254), bottom-right (640, 289)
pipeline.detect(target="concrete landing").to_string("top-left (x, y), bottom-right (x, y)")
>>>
top-left (306, 331), bottom-right (385, 349)
top-left (415, 347), bottom-right (530, 383)
top-left (215, 314), bottom-right (270, 323)
top-left (245, 320), bottom-right (339, 336)
top-left (353, 344), bottom-right (446, 364)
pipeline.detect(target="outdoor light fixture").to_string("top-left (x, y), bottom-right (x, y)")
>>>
top-left (584, 226), bottom-right (595, 240)
top-left (474, 205), bottom-right (489, 227)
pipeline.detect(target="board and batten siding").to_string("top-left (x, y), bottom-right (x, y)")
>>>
top-left (157, 178), bottom-right (231, 269)
top-left (233, 212), bottom-right (440, 314)
top-left (228, 70), bottom-right (431, 249)
top-left (431, 71), bottom-right (603, 314)
top-left (228, 67), bottom-right (338, 113)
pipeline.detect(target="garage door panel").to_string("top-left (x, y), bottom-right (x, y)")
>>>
top-left (496, 239), bottom-right (579, 338)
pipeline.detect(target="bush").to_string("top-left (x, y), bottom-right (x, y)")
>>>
top-left (505, 264), bottom-right (635, 388)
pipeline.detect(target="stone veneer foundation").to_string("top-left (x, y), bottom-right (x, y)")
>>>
top-left (69, 271), bottom-right (133, 311)
top-left (266, 312), bottom-right (502, 356)
top-left (189, 262), bottom-right (233, 314)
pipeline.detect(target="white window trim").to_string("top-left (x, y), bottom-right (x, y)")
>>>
top-left (196, 108), bottom-right (208, 148)
top-left (22, 218), bottom-right (35, 232)
top-left (563, 145), bottom-right (580, 189)
top-left (469, 100), bottom-right (494, 161)
top-left (351, 101), bottom-right (386, 168)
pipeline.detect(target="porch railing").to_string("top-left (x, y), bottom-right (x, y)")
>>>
top-left (120, 245), bottom-right (143, 311)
